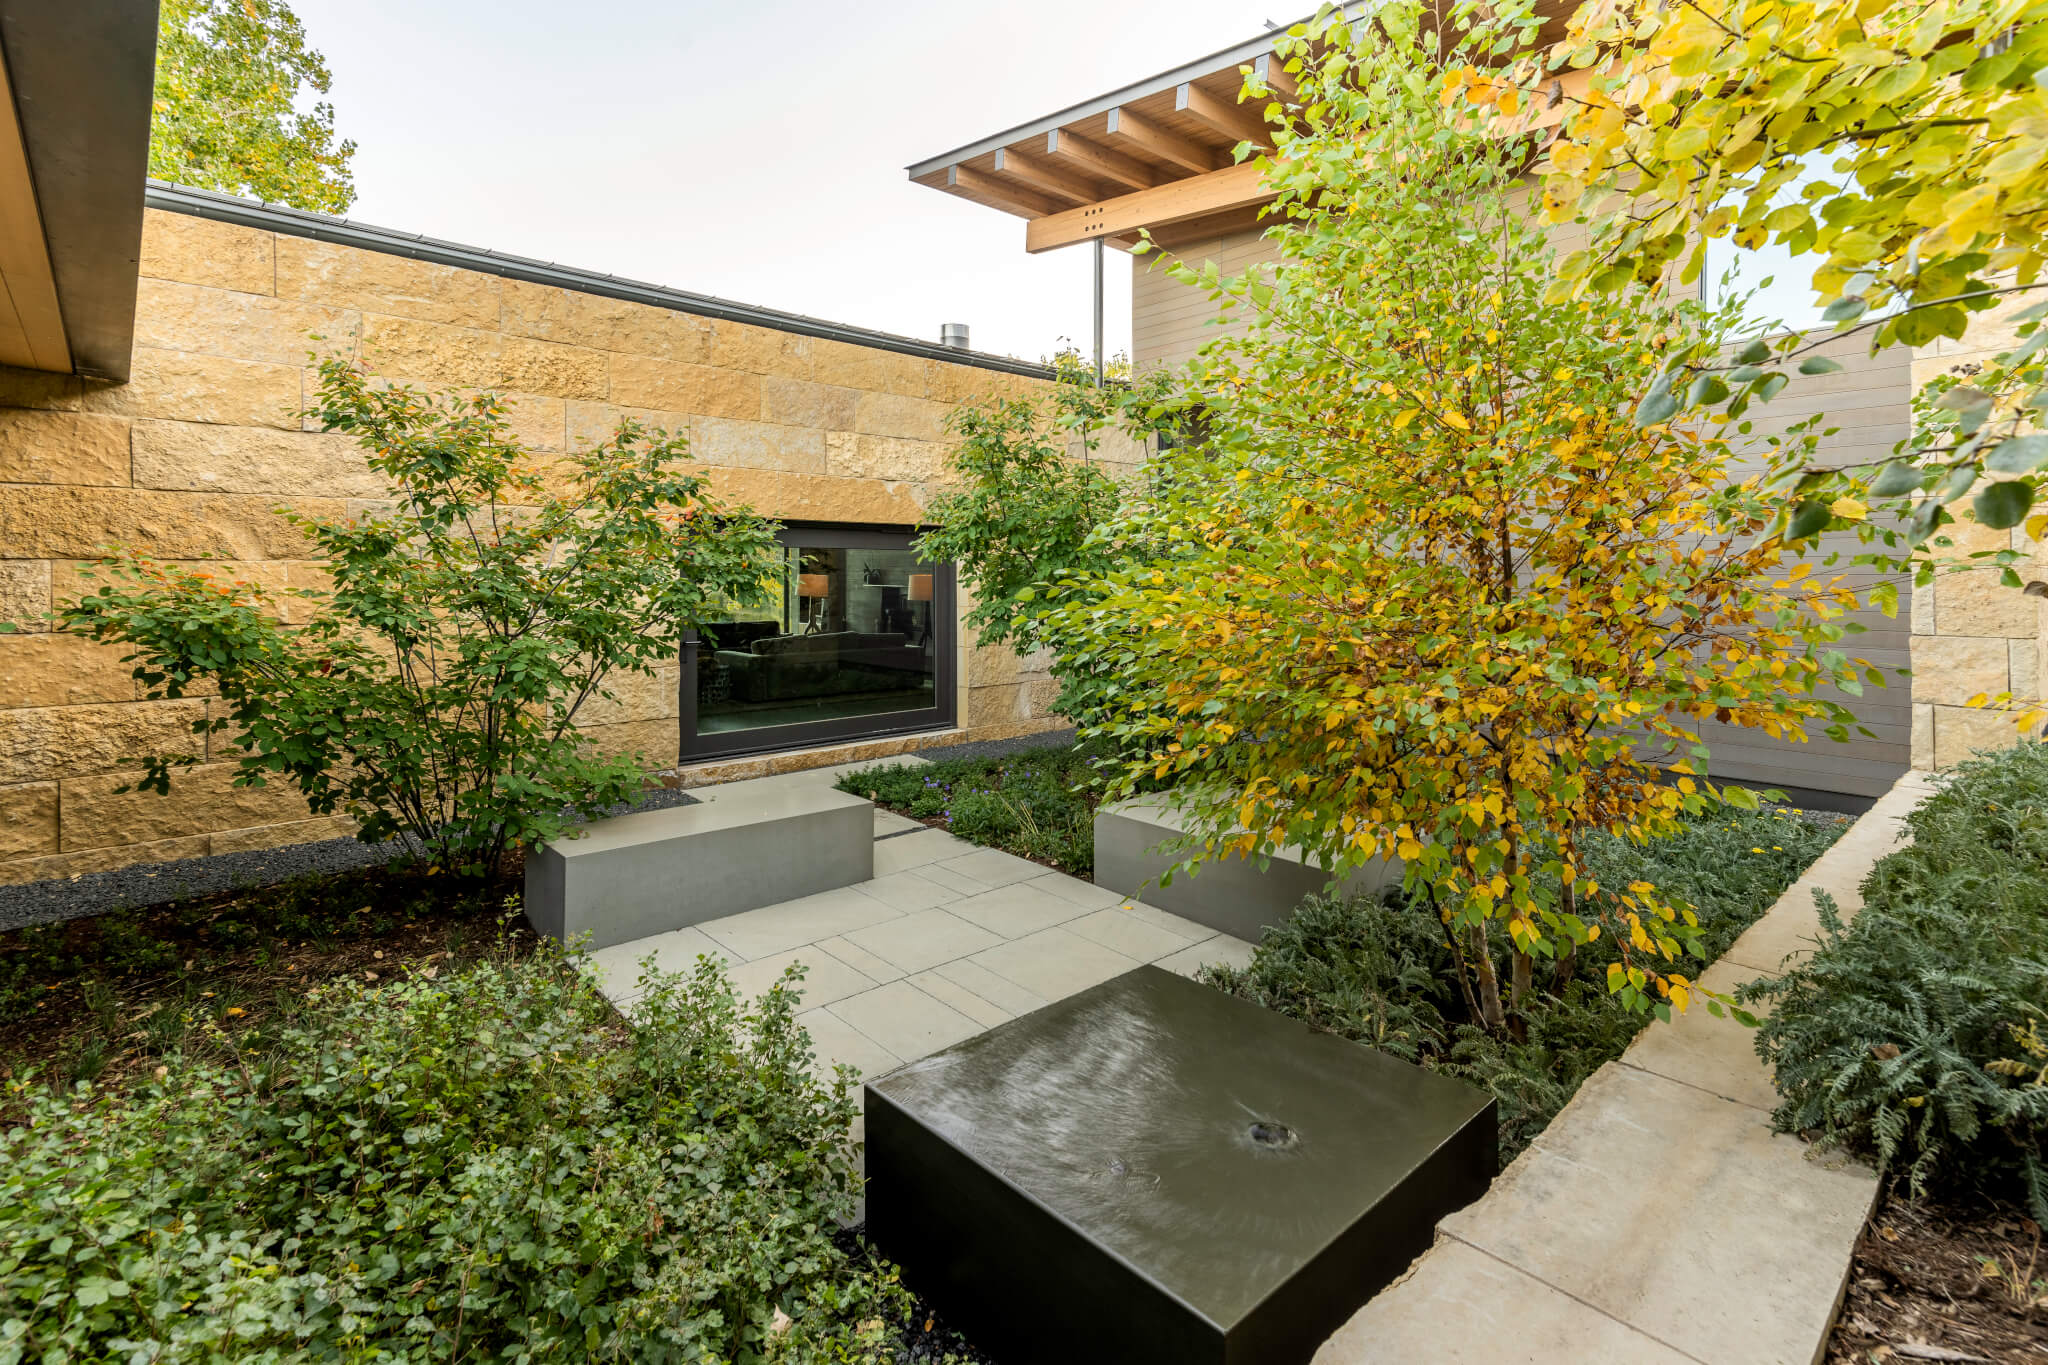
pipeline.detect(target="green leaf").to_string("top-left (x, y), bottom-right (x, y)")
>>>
top-left (1798, 354), bottom-right (1844, 375)
top-left (1822, 294), bottom-right (1868, 324)
top-left (1788, 498), bottom-right (1833, 540)
top-left (1974, 479), bottom-right (2034, 529)
top-left (1636, 374), bottom-right (1679, 426)
top-left (1736, 337), bottom-right (1773, 364)
top-left (1688, 373), bottom-right (1730, 406)
top-left (1985, 433), bottom-right (2048, 474)
top-left (1871, 460), bottom-right (1924, 497)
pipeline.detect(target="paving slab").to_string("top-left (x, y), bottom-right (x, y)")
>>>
top-left (812, 934), bottom-right (907, 983)
top-left (843, 908), bottom-right (1003, 975)
top-left (928, 958), bottom-right (1052, 1018)
top-left (946, 879), bottom-right (1093, 938)
top-left (932, 847), bottom-right (1047, 889)
top-left (1620, 959), bottom-right (1780, 1111)
top-left (1025, 871), bottom-right (1128, 909)
top-left (873, 809), bottom-right (926, 837)
top-left (873, 828), bottom-right (976, 875)
top-left (1315, 1238), bottom-right (1701, 1365)
top-left (581, 925), bottom-right (732, 1002)
top-left (798, 1004), bottom-right (902, 1080)
top-left (725, 944), bottom-right (877, 1010)
top-left (851, 869), bottom-right (958, 914)
top-left (1440, 1063), bottom-right (1876, 1365)
top-left (905, 967), bottom-right (1016, 1029)
top-left (828, 979), bottom-right (985, 1061)
top-left (696, 885), bottom-right (903, 961)
top-left (968, 925), bottom-right (1143, 1000)
top-left (1152, 931), bottom-right (1257, 978)
top-left (1064, 904), bottom-right (1212, 962)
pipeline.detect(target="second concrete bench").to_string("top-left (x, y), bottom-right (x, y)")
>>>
top-left (1094, 798), bottom-right (1400, 943)
top-left (525, 786), bottom-right (874, 950)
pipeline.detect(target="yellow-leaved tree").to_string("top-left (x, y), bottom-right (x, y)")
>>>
top-left (1045, 1), bottom-right (1878, 1031)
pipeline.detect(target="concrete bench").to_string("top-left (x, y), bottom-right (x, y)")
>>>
top-left (525, 787), bottom-right (874, 950)
top-left (1094, 799), bottom-right (1400, 943)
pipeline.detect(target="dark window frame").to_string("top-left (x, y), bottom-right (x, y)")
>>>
top-left (677, 523), bottom-right (957, 763)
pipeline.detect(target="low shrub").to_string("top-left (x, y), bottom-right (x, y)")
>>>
top-left (843, 744), bottom-right (1098, 876)
top-left (1207, 803), bottom-right (1847, 1161)
top-left (1747, 742), bottom-right (2048, 1219)
top-left (0, 947), bottom-right (911, 1362)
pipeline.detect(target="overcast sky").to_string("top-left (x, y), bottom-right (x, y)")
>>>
top-left (285, 0), bottom-right (1279, 363)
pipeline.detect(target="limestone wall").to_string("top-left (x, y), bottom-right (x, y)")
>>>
top-left (0, 207), bottom-right (1065, 885)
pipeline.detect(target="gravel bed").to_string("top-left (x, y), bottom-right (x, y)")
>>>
top-left (911, 728), bottom-right (1077, 765)
top-left (0, 785), bottom-right (699, 934)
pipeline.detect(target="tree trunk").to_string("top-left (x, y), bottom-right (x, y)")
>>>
top-left (1508, 946), bottom-right (1533, 1042)
top-left (1465, 923), bottom-right (1508, 1035)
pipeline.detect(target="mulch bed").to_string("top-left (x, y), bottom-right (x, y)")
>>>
top-left (1828, 1184), bottom-right (2048, 1363)
top-left (0, 861), bottom-right (534, 1101)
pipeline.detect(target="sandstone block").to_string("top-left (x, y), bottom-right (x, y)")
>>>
top-left (277, 237), bottom-right (499, 329)
top-left (1933, 566), bottom-right (2040, 638)
top-left (0, 699), bottom-right (208, 784)
top-left (968, 682), bottom-right (1029, 730)
top-left (361, 316), bottom-right (608, 401)
top-left (579, 664), bottom-right (679, 727)
top-left (0, 782), bottom-right (57, 858)
top-left (607, 304), bottom-right (712, 364)
top-left (1912, 702), bottom-right (1934, 769)
top-left (0, 560), bottom-right (50, 631)
top-left (831, 433), bottom-right (947, 482)
top-left (59, 761), bottom-right (316, 852)
top-left (0, 409), bottom-right (130, 485)
top-left (691, 417), bottom-right (826, 474)
top-left (0, 364), bottom-right (81, 410)
top-left (564, 399), bottom-right (693, 452)
top-left (760, 375), bottom-right (858, 430)
top-left (1934, 703), bottom-right (2034, 768)
top-left (1025, 675), bottom-right (1061, 717)
top-left (925, 359), bottom-right (1013, 406)
top-left (131, 420), bottom-right (382, 498)
top-left (2015, 638), bottom-right (2040, 702)
top-left (207, 813), bottom-right (358, 855)
top-left (132, 278), bottom-right (358, 367)
top-left (51, 559), bottom-right (291, 623)
top-left (854, 391), bottom-right (950, 442)
top-left (1909, 634), bottom-right (2013, 706)
top-left (968, 640), bottom-right (1026, 688)
top-left (608, 352), bottom-right (759, 419)
top-left (0, 633), bottom-right (151, 708)
top-left (0, 833), bottom-right (212, 887)
top-left (81, 348), bottom-right (302, 430)
top-left (576, 716), bottom-right (679, 766)
top-left (696, 468), bottom-right (922, 524)
top-left (708, 321), bottom-right (812, 380)
top-left (812, 342), bottom-right (929, 398)
top-left (139, 209), bottom-right (275, 295)
top-left (498, 278), bottom-right (629, 350)
top-left (0, 487), bottom-right (328, 560)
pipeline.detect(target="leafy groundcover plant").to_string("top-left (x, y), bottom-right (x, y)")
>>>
top-left (1746, 742), bottom-right (2048, 1219)
top-left (1207, 804), bottom-right (1847, 1161)
top-left (840, 745), bottom-right (1098, 876)
top-left (0, 948), bottom-right (913, 1363)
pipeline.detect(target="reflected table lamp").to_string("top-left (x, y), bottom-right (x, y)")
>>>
top-left (908, 572), bottom-right (933, 650)
top-left (799, 572), bottom-right (830, 634)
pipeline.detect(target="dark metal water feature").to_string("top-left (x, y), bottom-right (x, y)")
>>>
top-left (864, 966), bottom-right (1497, 1365)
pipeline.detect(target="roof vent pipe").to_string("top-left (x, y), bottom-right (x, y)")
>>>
top-left (940, 322), bottom-right (970, 350)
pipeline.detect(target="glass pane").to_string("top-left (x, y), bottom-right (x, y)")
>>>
top-left (694, 542), bottom-right (939, 738)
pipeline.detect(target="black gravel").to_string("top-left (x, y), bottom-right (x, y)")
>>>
top-left (911, 728), bottom-right (1077, 765)
top-left (831, 1225), bottom-right (1002, 1364)
top-left (0, 785), bottom-right (699, 935)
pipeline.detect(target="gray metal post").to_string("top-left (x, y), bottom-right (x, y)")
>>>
top-left (1093, 237), bottom-right (1105, 386)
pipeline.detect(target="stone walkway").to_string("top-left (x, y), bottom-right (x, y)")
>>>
top-left (1318, 771), bottom-right (1939, 1365)
top-left (580, 758), bottom-right (1255, 1080)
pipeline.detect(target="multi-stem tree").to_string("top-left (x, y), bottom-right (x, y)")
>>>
top-left (1050, 2), bottom-right (1877, 1030)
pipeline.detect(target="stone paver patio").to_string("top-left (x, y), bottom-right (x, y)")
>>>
top-left (579, 758), bottom-right (1255, 1079)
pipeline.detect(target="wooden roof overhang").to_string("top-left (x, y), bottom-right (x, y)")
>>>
top-left (907, 1), bottom-right (1587, 258)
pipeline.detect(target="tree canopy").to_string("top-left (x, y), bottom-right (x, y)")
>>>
top-left (150, 0), bottom-right (357, 213)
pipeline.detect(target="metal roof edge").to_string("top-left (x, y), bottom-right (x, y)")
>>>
top-left (144, 181), bottom-right (1058, 381)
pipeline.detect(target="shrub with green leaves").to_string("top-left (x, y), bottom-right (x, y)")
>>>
top-left (842, 744), bottom-right (1099, 875)
top-left (61, 359), bottom-right (779, 878)
top-left (1207, 803), bottom-right (1846, 1161)
top-left (0, 948), bottom-right (906, 1363)
top-left (1747, 743), bottom-right (2048, 1219)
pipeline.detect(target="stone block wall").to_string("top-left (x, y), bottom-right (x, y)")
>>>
top-left (0, 206), bottom-right (1065, 885)
top-left (1909, 289), bottom-right (2048, 769)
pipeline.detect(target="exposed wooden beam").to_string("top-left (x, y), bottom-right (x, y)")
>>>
top-left (1026, 159), bottom-right (1273, 254)
top-left (946, 163), bottom-right (1060, 218)
top-left (1044, 127), bottom-right (1162, 191)
top-left (0, 50), bottom-right (69, 372)
top-left (1176, 80), bottom-right (1273, 150)
top-left (1104, 105), bottom-right (1224, 175)
top-left (1249, 53), bottom-right (1297, 103)
top-left (991, 147), bottom-right (1098, 205)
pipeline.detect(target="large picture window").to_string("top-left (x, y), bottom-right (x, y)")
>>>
top-left (679, 525), bottom-right (955, 760)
